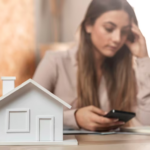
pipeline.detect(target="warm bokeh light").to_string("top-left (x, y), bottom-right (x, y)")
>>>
top-left (0, 0), bottom-right (36, 96)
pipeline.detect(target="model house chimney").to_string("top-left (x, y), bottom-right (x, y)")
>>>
top-left (1, 77), bottom-right (16, 95)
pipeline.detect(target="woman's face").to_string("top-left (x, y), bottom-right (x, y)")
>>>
top-left (86, 10), bottom-right (131, 57)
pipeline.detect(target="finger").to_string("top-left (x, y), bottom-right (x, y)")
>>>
top-left (95, 126), bottom-right (112, 132)
top-left (88, 122), bottom-right (103, 131)
top-left (89, 106), bottom-right (106, 115)
top-left (94, 122), bottom-right (125, 131)
top-left (104, 122), bottom-right (125, 127)
top-left (131, 24), bottom-right (143, 37)
top-left (96, 125), bottom-right (121, 131)
top-left (91, 114), bottom-right (119, 124)
top-left (132, 22), bottom-right (140, 32)
top-left (131, 27), bottom-right (145, 44)
top-left (96, 122), bottom-right (125, 130)
top-left (125, 29), bottom-right (139, 47)
top-left (131, 27), bottom-right (140, 38)
top-left (88, 122), bottom-right (112, 131)
top-left (89, 121), bottom-right (125, 131)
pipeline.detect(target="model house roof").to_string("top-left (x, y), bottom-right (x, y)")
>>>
top-left (0, 79), bottom-right (71, 109)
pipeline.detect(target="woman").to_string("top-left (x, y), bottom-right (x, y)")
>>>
top-left (33, 0), bottom-right (150, 131)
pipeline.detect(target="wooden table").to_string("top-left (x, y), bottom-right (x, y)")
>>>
top-left (0, 134), bottom-right (150, 150)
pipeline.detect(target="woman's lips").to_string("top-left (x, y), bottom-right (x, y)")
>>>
top-left (107, 46), bottom-right (118, 50)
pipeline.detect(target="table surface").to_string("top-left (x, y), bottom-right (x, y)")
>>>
top-left (0, 134), bottom-right (150, 150)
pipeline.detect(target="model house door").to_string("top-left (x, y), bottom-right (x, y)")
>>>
top-left (36, 116), bottom-right (54, 141)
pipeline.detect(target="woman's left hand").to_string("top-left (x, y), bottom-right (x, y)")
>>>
top-left (126, 22), bottom-right (148, 58)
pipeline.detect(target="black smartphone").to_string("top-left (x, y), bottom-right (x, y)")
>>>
top-left (104, 110), bottom-right (136, 123)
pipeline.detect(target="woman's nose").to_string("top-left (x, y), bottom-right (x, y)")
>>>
top-left (112, 31), bottom-right (121, 44)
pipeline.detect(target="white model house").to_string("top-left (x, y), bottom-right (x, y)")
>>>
top-left (0, 77), bottom-right (77, 145)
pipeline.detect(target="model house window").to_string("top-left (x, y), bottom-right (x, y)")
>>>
top-left (128, 0), bottom-right (150, 56)
top-left (6, 109), bottom-right (30, 133)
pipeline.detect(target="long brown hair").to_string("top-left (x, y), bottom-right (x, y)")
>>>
top-left (77, 0), bottom-right (138, 112)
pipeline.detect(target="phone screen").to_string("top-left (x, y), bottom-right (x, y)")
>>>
top-left (104, 110), bottom-right (136, 123)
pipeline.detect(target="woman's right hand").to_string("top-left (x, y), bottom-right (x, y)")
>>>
top-left (75, 105), bottom-right (125, 131)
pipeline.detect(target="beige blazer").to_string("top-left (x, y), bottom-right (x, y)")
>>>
top-left (33, 47), bottom-right (150, 129)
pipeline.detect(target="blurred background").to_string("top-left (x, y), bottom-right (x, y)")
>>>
top-left (0, 0), bottom-right (150, 96)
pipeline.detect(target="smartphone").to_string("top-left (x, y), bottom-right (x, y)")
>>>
top-left (104, 110), bottom-right (136, 123)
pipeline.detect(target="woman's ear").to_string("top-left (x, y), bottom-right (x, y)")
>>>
top-left (85, 24), bottom-right (93, 34)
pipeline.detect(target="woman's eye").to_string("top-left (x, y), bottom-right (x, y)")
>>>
top-left (121, 30), bottom-right (129, 35)
top-left (105, 28), bottom-right (113, 32)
